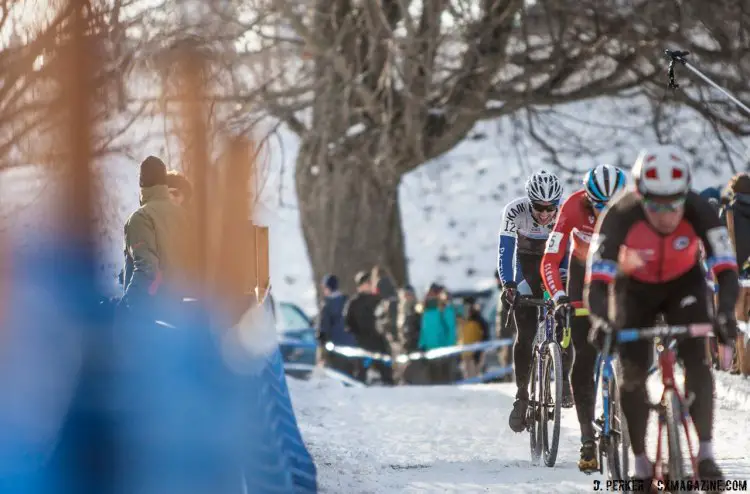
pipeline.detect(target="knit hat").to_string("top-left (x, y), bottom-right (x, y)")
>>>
top-left (321, 274), bottom-right (338, 291)
top-left (354, 270), bottom-right (371, 286)
top-left (140, 156), bottom-right (167, 188)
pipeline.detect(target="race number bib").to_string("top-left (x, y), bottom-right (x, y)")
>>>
top-left (706, 226), bottom-right (735, 258)
top-left (545, 232), bottom-right (564, 254)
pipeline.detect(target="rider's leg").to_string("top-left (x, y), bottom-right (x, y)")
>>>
top-left (508, 279), bottom-right (536, 432)
top-left (567, 256), bottom-right (595, 440)
top-left (571, 314), bottom-right (597, 440)
top-left (613, 281), bottom-right (663, 479)
top-left (512, 279), bottom-right (535, 400)
top-left (618, 340), bottom-right (653, 477)
top-left (663, 267), bottom-right (716, 464)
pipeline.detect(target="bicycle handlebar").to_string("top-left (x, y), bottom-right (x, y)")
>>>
top-left (617, 323), bottom-right (714, 343)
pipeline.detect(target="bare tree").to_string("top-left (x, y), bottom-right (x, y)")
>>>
top-left (207, 0), bottom-right (679, 294)
top-left (175, 0), bottom-right (750, 295)
top-left (0, 0), bottom-right (155, 168)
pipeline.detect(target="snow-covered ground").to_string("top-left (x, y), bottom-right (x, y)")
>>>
top-left (289, 371), bottom-right (750, 493)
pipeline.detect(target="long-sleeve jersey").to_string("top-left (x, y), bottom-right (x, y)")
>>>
top-left (541, 189), bottom-right (597, 301)
top-left (584, 190), bottom-right (739, 323)
top-left (497, 197), bottom-right (555, 286)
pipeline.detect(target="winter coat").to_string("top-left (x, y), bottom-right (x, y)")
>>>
top-left (726, 193), bottom-right (750, 276)
top-left (122, 185), bottom-right (190, 305)
top-left (317, 292), bottom-right (357, 346)
top-left (418, 299), bottom-right (457, 350)
top-left (374, 276), bottom-right (399, 350)
top-left (398, 299), bottom-right (421, 352)
top-left (344, 292), bottom-right (388, 352)
top-left (459, 310), bottom-right (489, 346)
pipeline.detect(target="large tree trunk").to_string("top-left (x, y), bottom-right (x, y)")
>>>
top-left (295, 144), bottom-right (408, 298)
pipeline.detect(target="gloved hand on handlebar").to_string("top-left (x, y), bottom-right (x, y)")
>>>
top-left (554, 294), bottom-right (571, 319)
top-left (588, 316), bottom-right (616, 352)
top-left (501, 281), bottom-right (517, 305)
top-left (714, 312), bottom-right (738, 347)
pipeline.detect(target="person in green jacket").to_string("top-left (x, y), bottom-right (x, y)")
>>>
top-left (122, 156), bottom-right (191, 310)
top-left (418, 284), bottom-right (457, 383)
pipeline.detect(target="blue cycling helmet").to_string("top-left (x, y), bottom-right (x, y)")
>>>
top-left (584, 164), bottom-right (627, 209)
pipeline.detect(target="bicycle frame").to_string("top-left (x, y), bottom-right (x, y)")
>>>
top-left (593, 352), bottom-right (616, 439)
top-left (615, 323), bottom-right (713, 482)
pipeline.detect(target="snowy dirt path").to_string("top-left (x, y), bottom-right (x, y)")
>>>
top-left (289, 372), bottom-right (750, 493)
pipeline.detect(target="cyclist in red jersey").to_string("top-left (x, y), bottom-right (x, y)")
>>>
top-left (541, 164), bottom-right (626, 473)
top-left (585, 145), bottom-right (739, 488)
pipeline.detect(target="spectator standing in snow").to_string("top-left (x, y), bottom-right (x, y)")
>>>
top-left (458, 296), bottom-right (490, 379)
top-left (316, 274), bottom-right (357, 377)
top-left (722, 174), bottom-right (750, 375)
top-left (372, 266), bottom-right (401, 352)
top-left (398, 285), bottom-right (421, 352)
top-left (398, 285), bottom-right (428, 384)
top-left (344, 271), bottom-right (394, 384)
top-left (418, 283), bottom-right (457, 383)
top-left (396, 285), bottom-right (430, 384)
top-left (121, 156), bottom-right (190, 312)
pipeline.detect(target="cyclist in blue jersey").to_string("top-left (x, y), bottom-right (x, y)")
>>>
top-left (497, 170), bottom-right (572, 433)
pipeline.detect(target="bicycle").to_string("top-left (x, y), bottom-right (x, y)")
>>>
top-left (602, 323), bottom-right (715, 488)
top-left (582, 306), bottom-right (631, 481)
top-left (506, 291), bottom-right (571, 467)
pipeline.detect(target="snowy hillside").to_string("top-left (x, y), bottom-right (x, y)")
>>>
top-left (289, 370), bottom-right (750, 493)
top-left (1, 94), bottom-right (748, 312)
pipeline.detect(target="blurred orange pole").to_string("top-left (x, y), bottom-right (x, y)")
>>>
top-left (59, 0), bottom-right (95, 253)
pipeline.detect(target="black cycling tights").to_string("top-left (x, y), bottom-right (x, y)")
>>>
top-left (570, 314), bottom-right (597, 441)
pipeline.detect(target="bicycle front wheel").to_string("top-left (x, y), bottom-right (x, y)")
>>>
top-left (665, 390), bottom-right (688, 491)
top-left (528, 349), bottom-right (542, 462)
top-left (605, 361), bottom-right (630, 481)
top-left (541, 342), bottom-right (563, 467)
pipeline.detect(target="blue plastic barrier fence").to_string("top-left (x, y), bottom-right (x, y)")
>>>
top-left (282, 339), bottom-right (515, 385)
top-left (0, 237), bottom-right (317, 494)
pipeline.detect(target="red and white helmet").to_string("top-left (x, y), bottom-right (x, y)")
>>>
top-left (632, 145), bottom-right (691, 197)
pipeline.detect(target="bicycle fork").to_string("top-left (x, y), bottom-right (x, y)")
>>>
top-left (594, 355), bottom-right (613, 474)
top-left (653, 347), bottom-right (700, 482)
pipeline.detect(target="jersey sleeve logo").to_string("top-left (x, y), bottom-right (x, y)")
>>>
top-left (545, 231), bottom-right (564, 254)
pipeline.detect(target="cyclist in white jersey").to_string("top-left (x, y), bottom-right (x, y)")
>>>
top-left (497, 170), bottom-right (573, 433)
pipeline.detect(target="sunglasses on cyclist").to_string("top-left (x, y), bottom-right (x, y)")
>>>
top-left (531, 202), bottom-right (558, 213)
top-left (643, 196), bottom-right (686, 213)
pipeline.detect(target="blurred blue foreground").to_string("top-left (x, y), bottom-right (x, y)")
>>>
top-left (0, 235), bottom-right (317, 494)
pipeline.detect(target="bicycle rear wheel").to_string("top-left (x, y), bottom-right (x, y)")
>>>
top-left (541, 342), bottom-right (562, 467)
top-left (528, 349), bottom-right (542, 462)
top-left (605, 362), bottom-right (630, 481)
top-left (665, 390), bottom-right (688, 492)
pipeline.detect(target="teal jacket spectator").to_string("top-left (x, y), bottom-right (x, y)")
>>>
top-left (418, 298), bottom-right (457, 350)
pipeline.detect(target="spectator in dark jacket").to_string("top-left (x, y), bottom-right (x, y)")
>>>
top-left (398, 285), bottom-right (429, 384)
top-left (317, 274), bottom-right (356, 376)
top-left (372, 266), bottom-right (400, 352)
top-left (398, 285), bottom-right (421, 352)
top-left (722, 174), bottom-right (750, 375)
top-left (344, 270), bottom-right (393, 384)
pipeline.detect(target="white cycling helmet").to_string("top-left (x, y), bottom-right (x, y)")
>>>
top-left (583, 165), bottom-right (627, 205)
top-left (526, 170), bottom-right (563, 204)
top-left (632, 145), bottom-right (691, 197)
